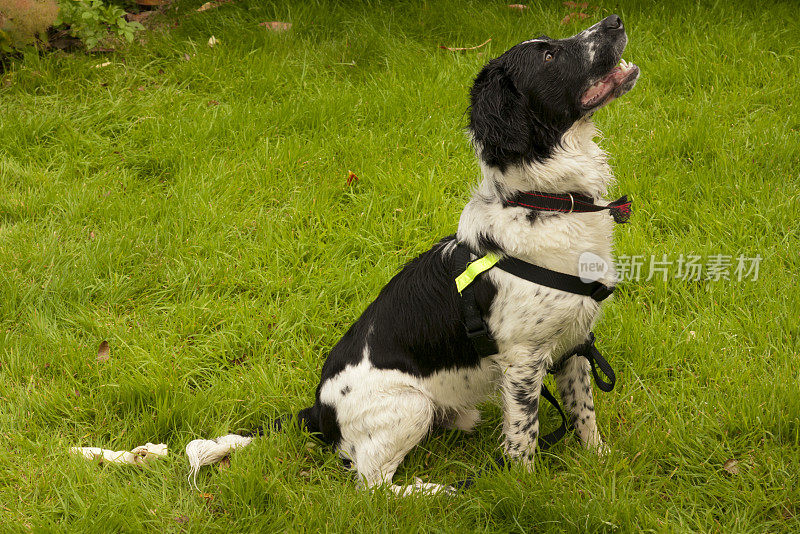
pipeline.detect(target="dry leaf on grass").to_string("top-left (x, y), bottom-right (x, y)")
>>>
top-left (260, 21), bottom-right (292, 31)
top-left (97, 341), bottom-right (110, 362)
top-left (93, 62), bottom-right (112, 69)
top-left (440, 38), bottom-right (491, 52)
top-left (563, 1), bottom-right (589, 7)
top-left (208, 36), bottom-right (219, 47)
top-left (508, 4), bottom-right (527, 9)
top-left (197, 0), bottom-right (233, 12)
top-left (561, 12), bottom-right (589, 24)
top-left (723, 459), bottom-right (740, 475)
top-left (347, 171), bottom-right (359, 185)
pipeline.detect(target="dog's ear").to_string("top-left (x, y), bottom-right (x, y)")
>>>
top-left (469, 61), bottom-right (529, 168)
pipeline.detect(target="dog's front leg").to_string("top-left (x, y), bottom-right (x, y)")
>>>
top-left (554, 354), bottom-right (606, 453)
top-left (499, 350), bottom-right (549, 470)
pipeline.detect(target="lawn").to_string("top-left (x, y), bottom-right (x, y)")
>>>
top-left (1, 0), bottom-right (799, 531)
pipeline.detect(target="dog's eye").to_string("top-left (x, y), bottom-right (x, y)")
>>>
top-left (544, 51), bottom-right (554, 62)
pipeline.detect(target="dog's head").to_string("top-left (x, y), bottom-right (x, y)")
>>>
top-left (469, 15), bottom-right (639, 170)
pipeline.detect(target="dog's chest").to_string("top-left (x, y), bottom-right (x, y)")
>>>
top-left (459, 191), bottom-right (615, 360)
top-left (487, 270), bottom-right (601, 357)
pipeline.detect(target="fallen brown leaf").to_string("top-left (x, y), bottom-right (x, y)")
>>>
top-left (563, 1), bottom-right (589, 7)
top-left (723, 458), bottom-right (740, 475)
top-left (197, 0), bottom-right (233, 12)
top-left (561, 12), bottom-right (589, 24)
top-left (440, 38), bottom-right (491, 52)
top-left (208, 100), bottom-right (220, 106)
top-left (508, 4), bottom-right (527, 9)
top-left (260, 21), bottom-right (292, 32)
top-left (97, 341), bottom-right (110, 362)
top-left (217, 456), bottom-right (231, 470)
top-left (200, 492), bottom-right (214, 501)
top-left (347, 171), bottom-right (359, 185)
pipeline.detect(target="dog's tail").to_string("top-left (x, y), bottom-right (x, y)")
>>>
top-left (185, 408), bottom-right (312, 489)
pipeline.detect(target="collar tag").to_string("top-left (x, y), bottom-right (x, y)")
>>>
top-left (455, 253), bottom-right (500, 293)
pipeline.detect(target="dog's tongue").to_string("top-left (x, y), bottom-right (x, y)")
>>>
top-left (581, 80), bottom-right (612, 106)
top-left (581, 60), bottom-right (637, 107)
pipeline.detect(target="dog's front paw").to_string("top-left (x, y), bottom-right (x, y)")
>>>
top-left (502, 442), bottom-right (536, 472)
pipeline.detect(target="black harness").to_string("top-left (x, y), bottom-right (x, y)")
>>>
top-left (450, 242), bottom-right (619, 491)
top-left (453, 242), bottom-right (617, 450)
top-left (452, 191), bottom-right (629, 453)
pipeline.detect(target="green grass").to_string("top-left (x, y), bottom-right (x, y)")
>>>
top-left (1, 0), bottom-right (799, 531)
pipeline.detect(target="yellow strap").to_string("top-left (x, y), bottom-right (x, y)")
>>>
top-left (455, 252), bottom-right (500, 294)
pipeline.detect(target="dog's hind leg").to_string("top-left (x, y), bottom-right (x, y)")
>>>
top-left (437, 408), bottom-right (481, 432)
top-left (341, 388), bottom-right (451, 496)
top-left (554, 354), bottom-right (607, 453)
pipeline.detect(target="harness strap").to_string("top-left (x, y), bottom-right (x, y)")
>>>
top-left (494, 255), bottom-right (615, 302)
top-left (453, 244), bottom-right (499, 358)
top-left (538, 384), bottom-right (569, 450)
top-left (453, 242), bottom-right (615, 303)
top-left (548, 333), bottom-right (617, 392)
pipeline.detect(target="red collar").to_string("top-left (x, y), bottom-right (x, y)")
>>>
top-left (504, 191), bottom-right (632, 223)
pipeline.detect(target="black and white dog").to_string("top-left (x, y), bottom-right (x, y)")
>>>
top-left (293, 15), bottom-right (639, 495)
top-left (188, 16), bottom-right (640, 495)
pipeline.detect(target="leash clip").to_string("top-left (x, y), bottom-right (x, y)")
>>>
top-left (567, 193), bottom-right (574, 214)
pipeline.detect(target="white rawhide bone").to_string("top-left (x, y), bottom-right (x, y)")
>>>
top-left (185, 434), bottom-right (252, 489)
top-left (69, 443), bottom-right (168, 465)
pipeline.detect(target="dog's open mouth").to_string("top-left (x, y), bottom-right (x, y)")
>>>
top-left (581, 59), bottom-right (640, 109)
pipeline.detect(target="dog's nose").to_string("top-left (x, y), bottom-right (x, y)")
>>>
top-left (601, 15), bottom-right (623, 31)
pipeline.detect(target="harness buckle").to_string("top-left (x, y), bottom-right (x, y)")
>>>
top-left (590, 284), bottom-right (615, 302)
top-left (465, 323), bottom-right (499, 357)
